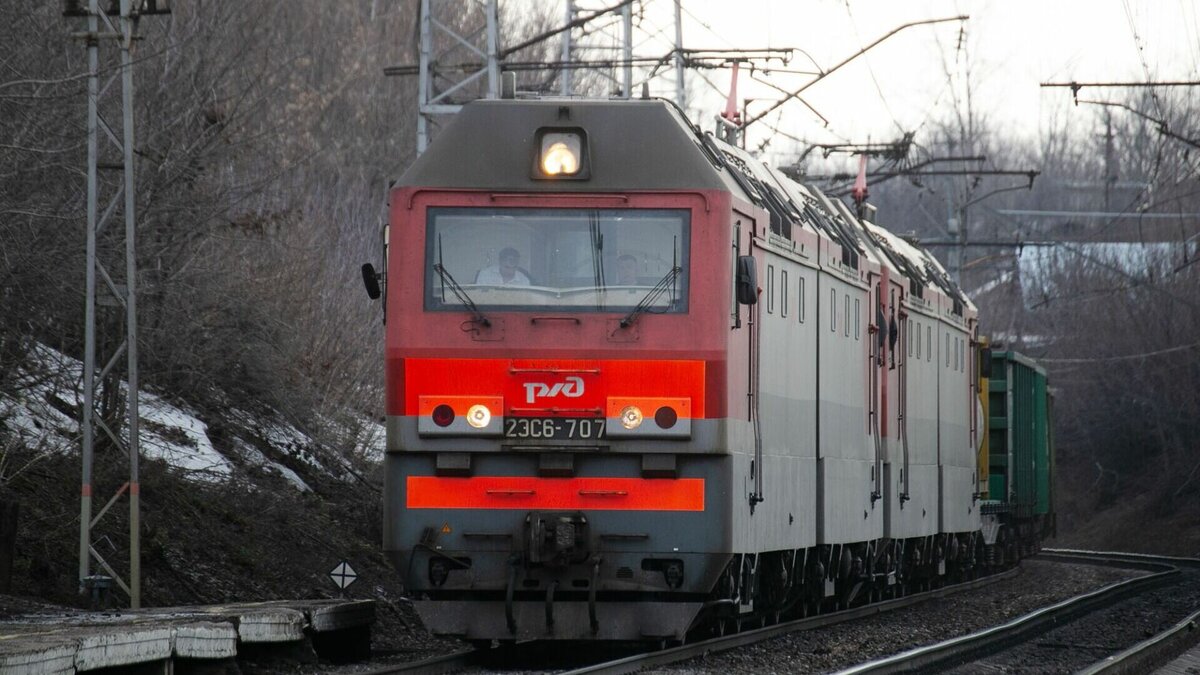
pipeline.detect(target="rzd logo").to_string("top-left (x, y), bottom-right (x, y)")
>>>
top-left (524, 376), bottom-right (585, 403)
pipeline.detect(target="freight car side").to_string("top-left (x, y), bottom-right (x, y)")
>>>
top-left (982, 350), bottom-right (1055, 562)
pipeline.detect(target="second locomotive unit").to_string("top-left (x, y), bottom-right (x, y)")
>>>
top-left (366, 95), bottom-right (1040, 642)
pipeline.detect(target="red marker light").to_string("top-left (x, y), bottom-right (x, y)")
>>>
top-left (432, 404), bottom-right (455, 427)
top-left (655, 406), bottom-right (678, 429)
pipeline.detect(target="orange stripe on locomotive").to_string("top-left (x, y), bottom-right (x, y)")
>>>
top-left (406, 476), bottom-right (705, 511)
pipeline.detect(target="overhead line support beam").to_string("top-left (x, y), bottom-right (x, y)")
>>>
top-left (742, 15), bottom-right (968, 130)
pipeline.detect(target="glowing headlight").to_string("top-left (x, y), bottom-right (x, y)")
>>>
top-left (466, 404), bottom-right (492, 429)
top-left (540, 133), bottom-right (582, 176)
top-left (620, 405), bottom-right (644, 430)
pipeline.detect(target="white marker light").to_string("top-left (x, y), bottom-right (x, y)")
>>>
top-left (620, 405), bottom-right (644, 430)
top-left (466, 404), bottom-right (492, 429)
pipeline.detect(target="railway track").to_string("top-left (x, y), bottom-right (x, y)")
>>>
top-left (834, 549), bottom-right (1200, 674)
top-left (358, 567), bottom-right (1018, 675)
top-left (353, 550), bottom-right (1200, 675)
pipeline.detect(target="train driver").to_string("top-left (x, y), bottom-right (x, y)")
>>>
top-left (475, 247), bottom-right (531, 285)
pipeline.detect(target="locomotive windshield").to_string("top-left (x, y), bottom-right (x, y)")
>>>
top-left (424, 207), bottom-right (690, 313)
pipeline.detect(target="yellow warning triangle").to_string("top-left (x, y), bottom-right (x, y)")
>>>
top-left (440, 522), bottom-right (452, 534)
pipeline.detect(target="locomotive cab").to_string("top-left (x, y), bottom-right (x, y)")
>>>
top-left (382, 100), bottom-right (745, 641)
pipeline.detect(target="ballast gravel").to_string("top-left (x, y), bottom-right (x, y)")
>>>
top-left (651, 558), bottom-right (1144, 674)
top-left (245, 558), bottom-right (1166, 674)
top-left (943, 565), bottom-right (1200, 674)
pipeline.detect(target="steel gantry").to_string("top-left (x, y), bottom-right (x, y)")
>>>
top-left (414, 0), bottom-right (501, 155)
top-left (391, 0), bottom-right (692, 155)
top-left (64, 0), bottom-right (170, 609)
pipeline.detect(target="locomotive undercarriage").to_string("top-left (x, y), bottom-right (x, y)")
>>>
top-left (391, 447), bottom-right (1009, 642)
top-left (398, 543), bottom-right (728, 641)
top-left (691, 530), bottom-right (992, 638)
top-left (390, 449), bottom-right (735, 640)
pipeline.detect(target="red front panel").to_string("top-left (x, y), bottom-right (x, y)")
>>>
top-left (394, 357), bottom-right (707, 418)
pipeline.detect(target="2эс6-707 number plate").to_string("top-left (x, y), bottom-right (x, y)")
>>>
top-left (504, 417), bottom-right (606, 440)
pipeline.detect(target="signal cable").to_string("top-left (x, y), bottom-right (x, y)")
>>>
top-left (1036, 340), bottom-right (1200, 364)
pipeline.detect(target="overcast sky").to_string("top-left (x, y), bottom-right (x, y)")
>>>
top-left (528, 1), bottom-right (1200, 167)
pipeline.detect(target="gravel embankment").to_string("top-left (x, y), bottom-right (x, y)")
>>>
top-left (651, 559), bottom-right (1144, 674)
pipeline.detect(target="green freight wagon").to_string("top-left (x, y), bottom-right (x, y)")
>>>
top-left (981, 350), bottom-right (1055, 560)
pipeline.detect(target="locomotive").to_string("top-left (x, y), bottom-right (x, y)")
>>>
top-left (362, 95), bottom-right (1053, 642)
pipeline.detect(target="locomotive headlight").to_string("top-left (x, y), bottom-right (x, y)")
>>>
top-left (620, 405), bottom-right (644, 430)
top-left (607, 397), bottom-right (691, 438)
top-left (541, 134), bottom-right (581, 175)
top-left (466, 404), bottom-right (492, 429)
top-left (542, 141), bottom-right (578, 175)
top-left (533, 128), bottom-right (589, 180)
top-left (418, 395), bottom-right (503, 436)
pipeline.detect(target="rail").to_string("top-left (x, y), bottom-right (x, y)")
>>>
top-left (360, 550), bottom-right (1200, 675)
top-left (833, 549), bottom-right (1196, 674)
top-left (560, 567), bottom-right (1019, 675)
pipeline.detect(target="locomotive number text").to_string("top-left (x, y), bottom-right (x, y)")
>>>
top-left (504, 417), bottom-right (607, 440)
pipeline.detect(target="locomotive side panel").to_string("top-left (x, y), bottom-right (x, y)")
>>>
top-left (816, 243), bottom-right (882, 546)
top-left (898, 300), bottom-right (941, 538)
top-left (737, 243), bottom-right (819, 553)
top-left (883, 283), bottom-right (936, 540)
top-left (938, 303), bottom-right (979, 534)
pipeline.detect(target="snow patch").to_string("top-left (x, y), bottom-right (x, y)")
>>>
top-left (1, 344), bottom-right (85, 454)
top-left (139, 393), bottom-right (233, 482)
top-left (0, 344), bottom-right (233, 482)
top-left (231, 437), bottom-right (311, 492)
top-left (225, 410), bottom-right (326, 471)
top-left (2, 343), bottom-right (381, 489)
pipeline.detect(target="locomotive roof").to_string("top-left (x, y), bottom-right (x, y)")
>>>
top-left (396, 99), bottom-right (737, 192)
top-left (399, 97), bottom-right (973, 311)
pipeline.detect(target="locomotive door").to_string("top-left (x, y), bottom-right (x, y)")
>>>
top-left (731, 211), bottom-right (765, 513)
top-left (737, 210), bottom-right (819, 554)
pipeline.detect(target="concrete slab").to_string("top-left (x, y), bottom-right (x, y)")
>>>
top-left (309, 600), bottom-right (375, 632)
top-left (0, 598), bottom-right (374, 672)
top-left (0, 641), bottom-right (75, 675)
top-left (74, 626), bottom-right (172, 671)
top-left (172, 622), bottom-right (238, 659)
top-left (233, 608), bottom-right (305, 643)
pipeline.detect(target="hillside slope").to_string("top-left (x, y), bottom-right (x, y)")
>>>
top-left (0, 343), bottom-right (447, 651)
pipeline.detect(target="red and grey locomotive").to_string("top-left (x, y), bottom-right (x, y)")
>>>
top-left (366, 97), bottom-right (994, 642)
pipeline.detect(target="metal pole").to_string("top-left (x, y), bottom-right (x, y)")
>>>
top-left (79, 0), bottom-right (100, 593)
top-left (119, 0), bottom-right (140, 610)
top-left (417, 0), bottom-right (431, 154)
top-left (485, 0), bottom-right (500, 99)
top-left (673, 0), bottom-right (685, 109)
top-left (956, 205), bottom-right (966, 283)
top-left (621, 3), bottom-right (633, 98)
top-left (560, 0), bottom-right (573, 96)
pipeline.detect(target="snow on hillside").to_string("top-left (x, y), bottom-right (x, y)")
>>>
top-left (0, 343), bottom-right (382, 489)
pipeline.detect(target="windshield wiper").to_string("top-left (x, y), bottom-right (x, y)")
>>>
top-left (619, 266), bottom-right (681, 328)
top-left (433, 263), bottom-right (490, 327)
